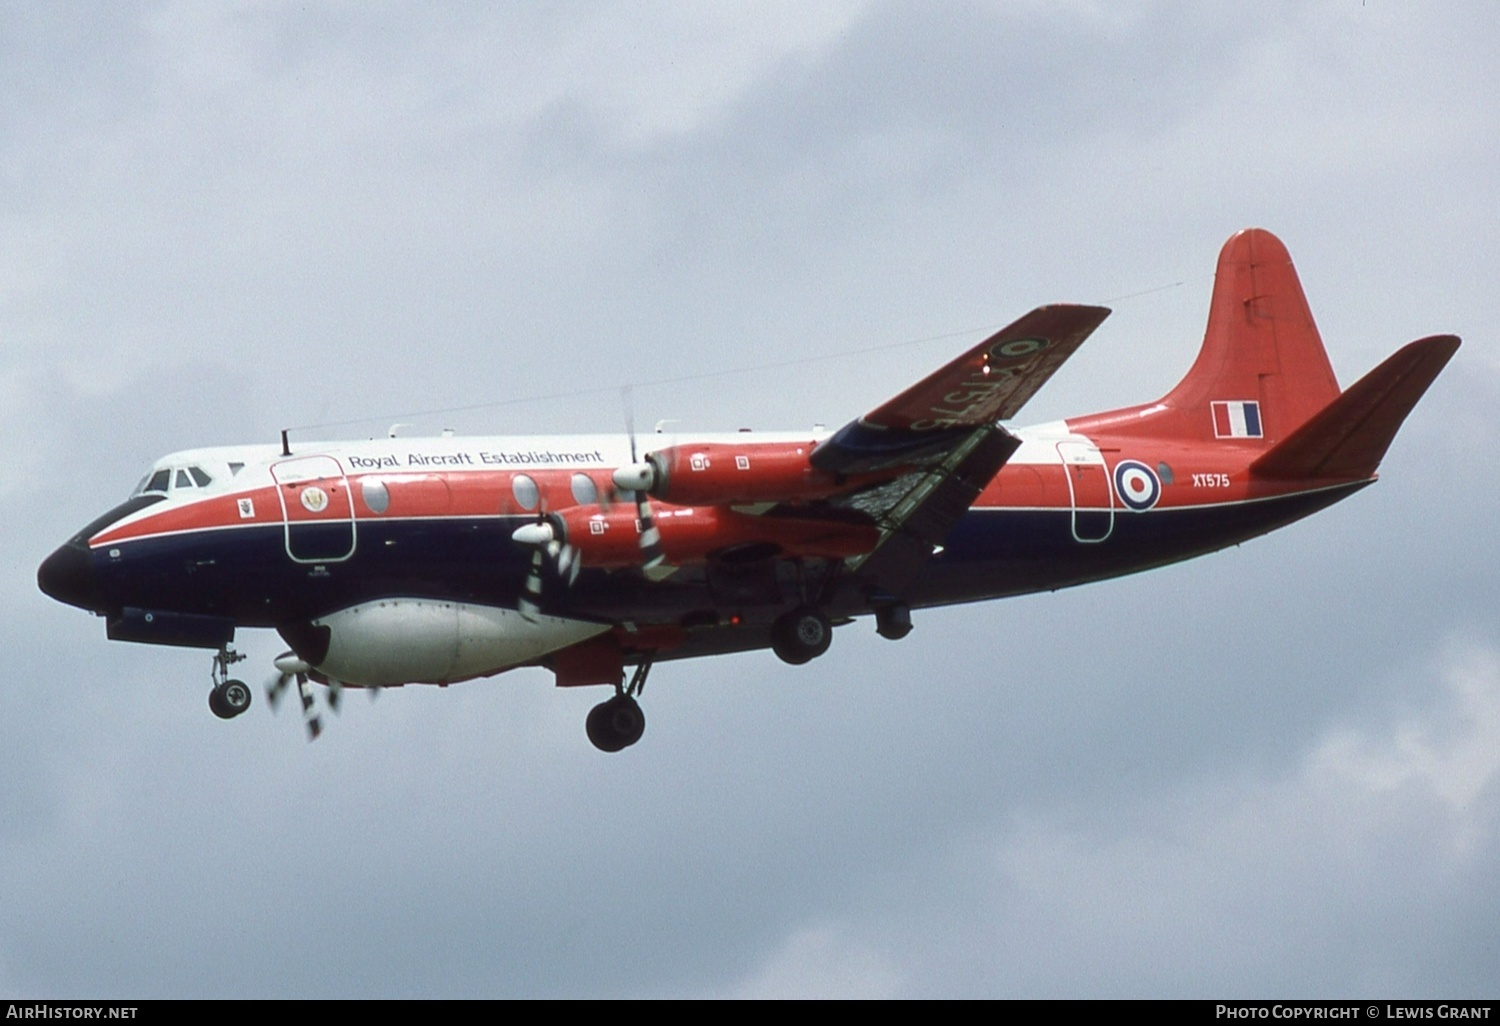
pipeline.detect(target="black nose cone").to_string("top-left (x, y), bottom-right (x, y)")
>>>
top-left (38, 542), bottom-right (103, 612)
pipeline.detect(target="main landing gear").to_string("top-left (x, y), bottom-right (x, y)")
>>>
top-left (586, 657), bottom-right (651, 753)
top-left (771, 606), bottom-right (833, 665)
top-left (207, 645), bottom-right (251, 720)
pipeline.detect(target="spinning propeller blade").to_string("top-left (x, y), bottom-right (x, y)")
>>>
top-left (618, 387), bottom-right (665, 572)
top-left (267, 651), bottom-right (309, 712)
top-left (512, 511), bottom-right (581, 621)
top-left (297, 674), bottom-right (321, 740)
top-left (268, 651), bottom-right (339, 740)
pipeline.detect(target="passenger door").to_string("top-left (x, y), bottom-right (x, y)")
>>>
top-left (271, 455), bottom-right (357, 562)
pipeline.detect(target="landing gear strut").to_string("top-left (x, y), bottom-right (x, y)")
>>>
top-left (586, 657), bottom-right (651, 752)
top-left (771, 606), bottom-right (833, 665)
top-left (208, 645), bottom-right (251, 720)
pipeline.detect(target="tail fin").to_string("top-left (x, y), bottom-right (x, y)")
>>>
top-left (1160, 227), bottom-right (1341, 444)
top-left (1071, 228), bottom-right (1343, 445)
top-left (1250, 335), bottom-right (1459, 480)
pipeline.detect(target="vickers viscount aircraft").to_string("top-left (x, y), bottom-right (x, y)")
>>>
top-left (38, 229), bottom-right (1458, 750)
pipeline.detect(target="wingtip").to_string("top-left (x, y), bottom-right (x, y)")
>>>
top-left (1415, 333), bottom-right (1461, 355)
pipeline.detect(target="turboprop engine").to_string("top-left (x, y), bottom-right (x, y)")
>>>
top-left (516, 503), bottom-right (879, 572)
top-left (613, 440), bottom-right (889, 507)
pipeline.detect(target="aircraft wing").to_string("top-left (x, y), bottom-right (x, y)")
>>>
top-left (812, 304), bottom-right (1110, 592)
top-left (809, 304), bottom-right (1110, 475)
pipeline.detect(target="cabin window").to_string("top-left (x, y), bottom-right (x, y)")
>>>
top-left (512, 474), bottom-right (540, 511)
top-left (361, 478), bottom-right (390, 514)
top-left (228, 462), bottom-right (245, 476)
top-left (570, 472), bottom-right (599, 506)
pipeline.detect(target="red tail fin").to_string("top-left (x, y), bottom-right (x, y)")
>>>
top-left (1071, 228), bottom-right (1342, 445)
top-left (1163, 228), bottom-right (1341, 443)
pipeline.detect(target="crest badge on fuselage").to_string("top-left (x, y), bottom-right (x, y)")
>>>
top-left (300, 487), bottom-right (329, 513)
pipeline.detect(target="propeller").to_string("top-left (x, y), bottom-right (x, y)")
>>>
top-left (266, 651), bottom-right (306, 710)
top-left (297, 673), bottom-right (323, 740)
top-left (615, 388), bottom-right (667, 575)
top-left (268, 650), bottom-right (342, 740)
top-left (512, 390), bottom-right (670, 619)
top-left (512, 513), bottom-right (580, 621)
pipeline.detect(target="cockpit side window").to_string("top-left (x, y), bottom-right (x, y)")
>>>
top-left (188, 466), bottom-right (212, 487)
top-left (174, 469), bottom-right (193, 489)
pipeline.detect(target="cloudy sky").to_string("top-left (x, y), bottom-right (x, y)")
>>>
top-left (3, 1), bottom-right (1497, 998)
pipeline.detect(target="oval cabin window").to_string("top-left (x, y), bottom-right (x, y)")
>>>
top-left (362, 478), bottom-right (390, 514)
top-left (512, 474), bottom-right (540, 511)
top-left (570, 472), bottom-right (598, 506)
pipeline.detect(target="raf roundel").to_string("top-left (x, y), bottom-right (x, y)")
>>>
top-left (1113, 459), bottom-right (1161, 511)
top-left (989, 336), bottom-right (1048, 359)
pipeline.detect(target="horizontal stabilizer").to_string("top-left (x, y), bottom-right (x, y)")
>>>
top-left (1250, 335), bottom-right (1459, 480)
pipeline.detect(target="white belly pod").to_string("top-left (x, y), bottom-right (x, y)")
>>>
top-left (311, 599), bottom-right (609, 686)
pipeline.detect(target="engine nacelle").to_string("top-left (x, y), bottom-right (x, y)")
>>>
top-left (644, 440), bottom-right (877, 506)
top-left (545, 506), bottom-right (648, 567)
top-left (282, 599), bottom-right (610, 687)
top-left (551, 503), bottom-right (878, 569)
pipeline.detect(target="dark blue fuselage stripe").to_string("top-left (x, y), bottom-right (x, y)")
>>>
top-left (91, 483), bottom-right (1366, 627)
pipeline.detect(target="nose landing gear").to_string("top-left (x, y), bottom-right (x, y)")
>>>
top-left (208, 645), bottom-right (251, 720)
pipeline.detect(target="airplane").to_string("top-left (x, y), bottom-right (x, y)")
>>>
top-left (37, 228), bottom-right (1459, 751)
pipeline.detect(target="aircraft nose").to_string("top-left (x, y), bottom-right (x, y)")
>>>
top-left (38, 541), bottom-right (103, 612)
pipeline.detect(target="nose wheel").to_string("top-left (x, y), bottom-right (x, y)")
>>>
top-left (207, 645), bottom-right (251, 720)
top-left (209, 678), bottom-right (252, 719)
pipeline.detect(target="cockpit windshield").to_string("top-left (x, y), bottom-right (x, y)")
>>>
top-left (135, 469), bottom-right (171, 496)
top-left (133, 464), bottom-right (213, 498)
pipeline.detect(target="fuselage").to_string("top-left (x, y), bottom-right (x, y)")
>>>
top-left (36, 418), bottom-right (1366, 682)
